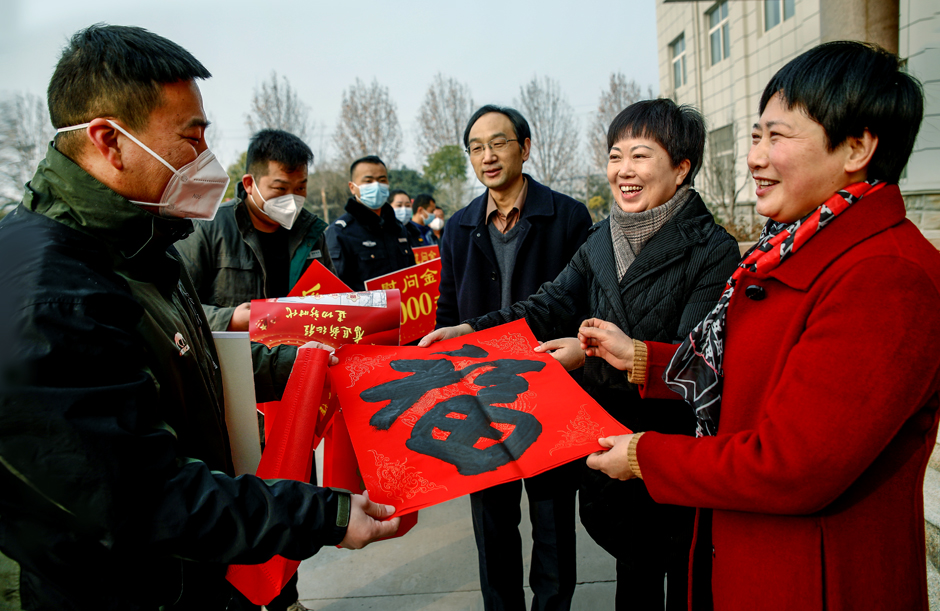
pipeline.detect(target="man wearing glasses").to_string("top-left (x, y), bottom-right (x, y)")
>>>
top-left (435, 105), bottom-right (592, 611)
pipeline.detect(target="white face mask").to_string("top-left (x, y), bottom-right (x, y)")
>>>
top-left (393, 207), bottom-right (411, 224)
top-left (249, 179), bottom-right (304, 230)
top-left (429, 216), bottom-right (445, 231)
top-left (57, 120), bottom-right (230, 221)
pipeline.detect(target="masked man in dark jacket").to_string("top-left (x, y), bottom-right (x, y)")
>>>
top-left (177, 129), bottom-right (335, 333)
top-left (176, 128), bottom-right (332, 611)
top-left (0, 24), bottom-right (398, 611)
top-left (326, 155), bottom-right (415, 291)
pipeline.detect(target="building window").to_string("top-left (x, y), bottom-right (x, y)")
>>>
top-left (707, 125), bottom-right (735, 201)
top-left (765, 0), bottom-right (795, 31)
top-left (708, 0), bottom-right (730, 65)
top-left (671, 34), bottom-right (687, 89)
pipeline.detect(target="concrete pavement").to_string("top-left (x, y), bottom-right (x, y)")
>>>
top-left (295, 453), bottom-right (619, 610)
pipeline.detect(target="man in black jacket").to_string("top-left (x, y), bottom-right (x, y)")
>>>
top-left (429, 105), bottom-right (593, 611)
top-left (177, 129), bottom-right (335, 333)
top-left (0, 24), bottom-right (398, 611)
top-left (326, 156), bottom-right (415, 290)
top-left (177, 129), bottom-right (331, 611)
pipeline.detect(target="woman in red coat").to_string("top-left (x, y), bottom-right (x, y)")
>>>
top-left (580, 41), bottom-right (940, 610)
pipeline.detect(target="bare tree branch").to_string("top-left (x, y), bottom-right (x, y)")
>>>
top-left (514, 76), bottom-right (580, 189)
top-left (245, 71), bottom-right (310, 141)
top-left (588, 73), bottom-right (651, 172)
top-left (332, 78), bottom-right (403, 167)
top-left (700, 121), bottom-right (761, 240)
top-left (0, 92), bottom-right (54, 201)
top-left (415, 73), bottom-right (474, 161)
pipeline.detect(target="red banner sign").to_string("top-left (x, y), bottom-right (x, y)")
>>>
top-left (364, 259), bottom-right (441, 344)
top-left (330, 319), bottom-right (631, 516)
top-left (413, 245), bottom-right (440, 264)
top-left (288, 259), bottom-right (352, 297)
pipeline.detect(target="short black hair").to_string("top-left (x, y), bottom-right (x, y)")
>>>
top-left (413, 193), bottom-right (436, 215)
top-left (246, 129), bottom-right (313, 178)
top-left (349, 155), bottom-right (386, 179)
top-left (49, 23), bottom-right (211, 160)
top-left (607, 99), bottom-right (705, 186)
top-left (759, 40), bottom-right (923, 184)
top-left (463, 105), bottom-right (531, 150)
top-left (388, 189), bottom-right (410, 204)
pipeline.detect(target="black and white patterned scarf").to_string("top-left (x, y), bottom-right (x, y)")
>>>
top-left (663, 180), bottom-right (883, 437)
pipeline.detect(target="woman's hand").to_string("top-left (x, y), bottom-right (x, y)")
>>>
top-left (534, 337), bottom-right (585, 371)
top-left (586, 434), bottom-right (637, 480)
top-left (418, 324), bottom-right (474, 347)
top-left (299, 340), bottom-right (338, 365)
top-left (578, 318), bottom-right (635, 372)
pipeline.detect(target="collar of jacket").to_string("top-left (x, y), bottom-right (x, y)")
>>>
top-left (344, 197), bottom-right (401, 232)
top-left (761, 183), bottom-right (907, 290)
top-left (459, 174), bottom-right (553, 227)
top-left (592, 191), bottom-right (718, 300)
top-left (23, 144), bottom-right (195, 261)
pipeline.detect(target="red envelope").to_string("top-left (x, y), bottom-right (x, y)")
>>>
top-left (330, 319), bottom-right (631, 517)
top-left (226, 347), bottom-right (330, 605)
top-left (288, 259), bottom-right (352, 297)
top-left (251, 291), bottom-right (402, 349)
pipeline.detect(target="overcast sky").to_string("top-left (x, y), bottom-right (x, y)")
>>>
top-left (0, 0), bottom-right (660, 172)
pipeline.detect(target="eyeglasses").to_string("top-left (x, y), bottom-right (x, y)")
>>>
top-left (466, 138), bottom-right (518, 157)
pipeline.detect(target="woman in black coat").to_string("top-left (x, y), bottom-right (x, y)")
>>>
top-left (422, 99), bottom-right (741, 610)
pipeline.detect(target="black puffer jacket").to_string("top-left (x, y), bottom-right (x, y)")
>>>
top-left (467, 191), bottom-right (741, 564)
top-left (0, 146), bottom-right (349, 610)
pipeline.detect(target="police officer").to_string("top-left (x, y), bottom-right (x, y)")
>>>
top-left (326, 155), bottom-right (415, 290)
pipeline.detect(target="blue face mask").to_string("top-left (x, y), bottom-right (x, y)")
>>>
top-left (393, 207), bottom-right (411, 224)
top-left (355, 182), bottom-right (390, 209)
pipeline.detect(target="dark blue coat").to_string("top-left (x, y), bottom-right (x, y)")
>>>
top-left (436, 175), bottom-right (592, 327)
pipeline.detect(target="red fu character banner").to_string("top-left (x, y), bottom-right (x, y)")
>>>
top-left (330, 319), bottom-right (631, 516)
top-left (364, 258), bottom-right (441, 344)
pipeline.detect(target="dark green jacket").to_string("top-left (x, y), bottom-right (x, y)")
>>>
top-left (176, 183), bottom-right (334, 331)
top-left (0, 145), bottom-right (349, 610)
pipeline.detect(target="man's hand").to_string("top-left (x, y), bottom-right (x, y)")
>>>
top-left (299, 340), bottom-right (338, 365)
top-left (339, 491), bottom-right (401, 550)
top-left (586, 434), bottom-right (637, 481)
top-left (228, 302), bottom-right (251, 331)
top-left (578, 318), bottom-right (635, 372)
top-left (418, 323), bottom-right (473, 347)
top-left (534, 337), bottom-right (585, 371)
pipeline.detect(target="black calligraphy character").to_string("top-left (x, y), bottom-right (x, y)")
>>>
top-left (407, 395), bottom-right (542, 475)
top-left (362, 354), bottom-right (545, 474)
top-left (363, 358), bottom-right (468, 430)
top-left (432, 344), bottom-right (489, 358)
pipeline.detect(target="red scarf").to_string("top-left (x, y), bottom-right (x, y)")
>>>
top-left (664, 180), bottom-right (884, 436)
